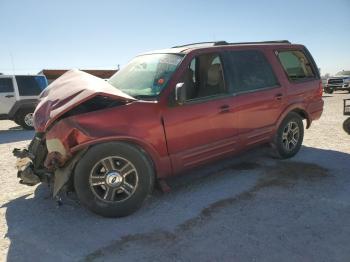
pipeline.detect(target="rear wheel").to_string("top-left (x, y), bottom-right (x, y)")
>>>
top-left (343, 118), bottom-right (350, 134)
top-left (74, 142), bottom-right (154, 217)
top-left (15, 109), bottom-right (34, 130)
top-left (273, 113), bottom-right (304, 159)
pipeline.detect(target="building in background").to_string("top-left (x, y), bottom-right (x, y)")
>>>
top-left (38, 69), bottom-right (118, 84)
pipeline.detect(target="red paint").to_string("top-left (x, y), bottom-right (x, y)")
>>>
top-left (36, 44), bottom-right (323, 178)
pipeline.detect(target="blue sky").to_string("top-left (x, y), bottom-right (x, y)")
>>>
top-left (0, 0), bottom-right (349, 75)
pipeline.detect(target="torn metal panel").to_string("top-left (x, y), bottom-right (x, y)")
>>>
top-left (53, 149), bottom-right (87, 197)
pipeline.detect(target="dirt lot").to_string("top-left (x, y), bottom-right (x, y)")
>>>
top-left (1, 92), bottom-right (350, 262)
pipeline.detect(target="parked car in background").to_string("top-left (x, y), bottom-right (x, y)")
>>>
top-left (13, 40), bottom-right (323, 217)
top-left (324, 70), bottom-right (350, 93)
top-left (0, 75), bottom-right (48, 129)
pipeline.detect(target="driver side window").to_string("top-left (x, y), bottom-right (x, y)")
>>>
top-left (181, 53), bottom-right (226, 101)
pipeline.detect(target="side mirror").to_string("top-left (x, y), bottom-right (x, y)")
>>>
top-left (175, 82), bottom-right (186, 104)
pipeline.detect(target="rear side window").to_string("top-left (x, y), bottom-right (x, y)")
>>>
top-left (0, 78), bottom-right (14, 93)
top-left (15, 76), bottom-right (48, 96)
top-left (225, 50), bottom-right (278, 93)
top-left (277, 50), bottom-right (315, 81)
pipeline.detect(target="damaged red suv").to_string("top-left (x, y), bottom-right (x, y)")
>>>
top-left (14, 40), bottom-right (323, 217)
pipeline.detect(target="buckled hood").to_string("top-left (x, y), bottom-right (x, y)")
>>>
top-left (33, 69), bottom-right (136, 132)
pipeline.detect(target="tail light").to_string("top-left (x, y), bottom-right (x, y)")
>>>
top-left (317, 81), bottom-right (323, 97)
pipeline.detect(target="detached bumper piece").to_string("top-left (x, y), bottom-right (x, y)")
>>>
top-left (13, 133), bottom-right (51, 187)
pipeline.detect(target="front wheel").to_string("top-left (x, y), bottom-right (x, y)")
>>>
top-left (74, 142), bottom-right (154, 217)
top-left (273, 112), bottom-right (304, 159)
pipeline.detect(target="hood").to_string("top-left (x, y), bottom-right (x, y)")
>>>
top-left (34, 69), bottom-right (136, 132)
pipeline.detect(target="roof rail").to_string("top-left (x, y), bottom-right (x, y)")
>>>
top-left (214, 40), bottom-right (291, 46)
top-left (172, 41), bottom-right (227, 48)
top-left (172, 40), bottom-right (291, 48)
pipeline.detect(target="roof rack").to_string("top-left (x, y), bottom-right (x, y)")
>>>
top-left (172, 41), bottom-right (226, 48)
top-left (172, 40), bottom-right (291, 48)
top-left (216, 40), bottom-right (291, 45)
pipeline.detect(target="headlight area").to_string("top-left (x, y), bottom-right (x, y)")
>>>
top-left (44, 117), bottom-right (90, 170)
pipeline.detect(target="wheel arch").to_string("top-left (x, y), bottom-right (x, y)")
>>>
top-left (276, 104), bottom-right (311, 130)
top-left (70, 137), bottom-right (172, 179)
top-left (8, 100), bottom-right (37, 119)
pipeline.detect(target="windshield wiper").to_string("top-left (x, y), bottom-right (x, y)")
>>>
top-left (133, 95), bottom-right (158, 100)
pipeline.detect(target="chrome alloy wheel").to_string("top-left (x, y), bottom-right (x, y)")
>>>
top-left (24, 113), bottom-right (34, 127)
top-left (89, 156), bottom-right (139, 202)
top-left (282, 121), bottom-right (300, 151)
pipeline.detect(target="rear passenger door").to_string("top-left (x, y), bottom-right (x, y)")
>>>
top-left (223, 50), bottom-right (285, 146)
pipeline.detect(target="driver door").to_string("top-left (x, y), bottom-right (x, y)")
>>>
top-left (162, 52), bottom-right (240, 174)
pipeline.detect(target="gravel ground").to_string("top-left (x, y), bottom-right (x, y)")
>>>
top-left (0, 92), bottom-right (350, 262)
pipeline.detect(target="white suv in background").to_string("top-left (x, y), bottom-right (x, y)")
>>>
top-left (324, 70), bottom-right (350, 94)
top-left (0, 74), bottom-right (48, 129)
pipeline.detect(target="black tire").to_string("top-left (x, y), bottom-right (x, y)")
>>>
top-left (74, 142), bottom-right (154, 217)
top-left (15, 109), bottom-right (34, 130)
top-left (273, 112), bottom-right (304, 159)
top-left (343, 118), bottom-right (350, 135)
top-left (324, 87), bottom-right (334, 94)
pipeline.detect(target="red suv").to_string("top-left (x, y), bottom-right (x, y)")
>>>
top-left (14, 40), bottom-right (323, 217)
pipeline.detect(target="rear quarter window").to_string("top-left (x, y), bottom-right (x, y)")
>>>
top-left (15, 76), bottom-right (48, 96)
top-left (277, 50), bottom-right (316, 82)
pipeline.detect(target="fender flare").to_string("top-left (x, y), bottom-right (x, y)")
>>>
top-left (70, 136), bottom-right (172, 178)
top-left (275, 103), bottom-right (311, 130)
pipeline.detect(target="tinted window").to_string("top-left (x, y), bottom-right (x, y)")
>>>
top-left (225, 50), bottom-right (278, 93)
top-left (277, 50), bottom-right (315, 81)
top-left (15, 76), bottom-right (48, 96)
top-left (0, 78), bottom-right (14, 93)
top-left (181, 53), bottom-right (226, 100)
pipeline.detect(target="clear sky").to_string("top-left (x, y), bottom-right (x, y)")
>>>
top-left (0, 0), bottom-right (349, 76)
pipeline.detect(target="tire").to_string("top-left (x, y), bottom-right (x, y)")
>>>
top-left (324, 87), bottom-right (334, 94)
top-left (273, 112), bottom-right (304, 159)
top-left (343, 118), bottom-right (350, 135)
top-left (15, 109), bottom-right (35, 130)
top-left (74, 142), bottom-right (155, 217)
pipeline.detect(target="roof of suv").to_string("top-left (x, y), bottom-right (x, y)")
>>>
top-left (142, 40), bottom-right (296, 55)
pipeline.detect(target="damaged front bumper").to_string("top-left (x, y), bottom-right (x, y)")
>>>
top-left (13, 133), bottom-right (52, 186)
top-left (13, 133), bottom-right (86, 197)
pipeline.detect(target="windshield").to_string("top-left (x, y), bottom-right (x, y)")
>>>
top-left (15, 75), bottom-right (48, 96)
top-left (108, 54), bottom-right (183, 97)
top-left (336, 70), bottom-right (350, 76)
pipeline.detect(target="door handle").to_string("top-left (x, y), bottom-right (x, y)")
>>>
top-left (275, 93), bottom-right (283, 101)
top-left (5, 95), bottom-right (14, 98)
top-left (219, 104), bottom-right (230, 113)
